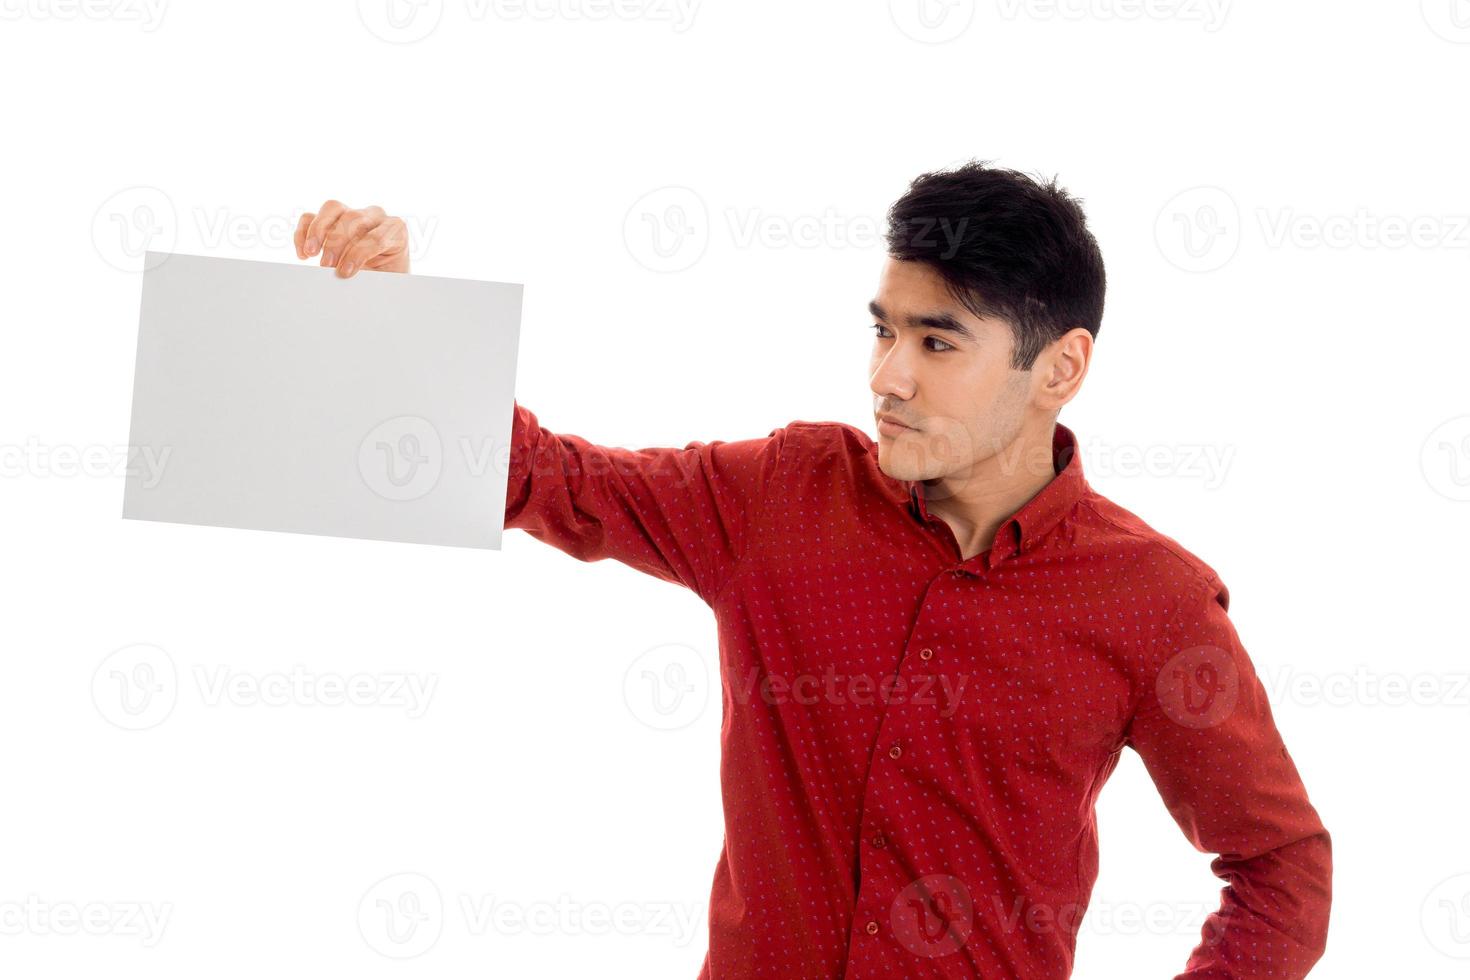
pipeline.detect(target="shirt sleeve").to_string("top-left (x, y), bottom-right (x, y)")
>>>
top-left (1122, 575), bottom-right (1333, 979)
top-left (503, 400), bottom-right (786, 604)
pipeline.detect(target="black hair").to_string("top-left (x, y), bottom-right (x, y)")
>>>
top-left (884, 160), bottom-right (1105, 370)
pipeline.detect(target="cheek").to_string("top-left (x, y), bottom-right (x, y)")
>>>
top-left (935, 373), bottom-right (1025, 461)
top-left (979, 370), bottom-right (1030, 423)
top-left (936, 371), bottom-right (995, 427)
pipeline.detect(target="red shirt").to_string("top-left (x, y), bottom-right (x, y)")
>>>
top-left (505, 403), bottom-right (1332, 979)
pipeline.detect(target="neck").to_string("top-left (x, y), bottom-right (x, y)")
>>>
top-left (918, 419), bottom-right (1059, 560)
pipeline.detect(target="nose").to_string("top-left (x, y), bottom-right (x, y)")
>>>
top-left (869, 343), bottom-right (915, 403)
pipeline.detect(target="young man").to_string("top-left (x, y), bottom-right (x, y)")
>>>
top-left (296, 163), bottom-right (1332, 978)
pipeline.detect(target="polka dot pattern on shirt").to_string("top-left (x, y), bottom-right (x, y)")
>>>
top-left (505, 403), bottom-right (1331, 979)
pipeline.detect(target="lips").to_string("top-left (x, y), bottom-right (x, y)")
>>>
top-left (879, 414), bottom-right (915, 430)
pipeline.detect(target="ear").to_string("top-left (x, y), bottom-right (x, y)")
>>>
top-left (1034, 327), bottom-right (1093, 412)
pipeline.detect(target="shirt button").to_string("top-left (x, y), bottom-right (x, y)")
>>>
top-left (888, 744), bottom-right (902, 759)
top-left (919, 647), bottom-right (933, 661)
top-left (871, 833), bottom-right (886, 848)
top-left (865, 919), bottom-right (880, 935)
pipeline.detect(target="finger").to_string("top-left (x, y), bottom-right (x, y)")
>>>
top-left (303, 200), bottom-right (348, 260)
top-left (322, 205), bottom-right (386, 270)
top-left (293, 212), bottom-right (315, 259)
top-left (338, 218), bottom-right (407, 278)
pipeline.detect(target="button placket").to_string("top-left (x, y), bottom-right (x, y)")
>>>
top-left (845, 575), bottom-right (960, 969)
top-left (848, 656), bottom-right (916, 961)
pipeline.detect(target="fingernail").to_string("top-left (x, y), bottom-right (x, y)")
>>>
top-left (323, 249), bottom-right (336, 266)
top-left (305, 237), bottom-right (320, 256)
top-left (339, 261), bottom-right (355, 277)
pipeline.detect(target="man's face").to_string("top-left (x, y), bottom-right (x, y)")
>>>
top-left (868, 256), bottom-right (1037, 487)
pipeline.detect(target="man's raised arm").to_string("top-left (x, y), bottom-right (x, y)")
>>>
top-left (504, 400), bottom-right (786, 604)
top-left (1123, 576), bottom-right (1333, 979)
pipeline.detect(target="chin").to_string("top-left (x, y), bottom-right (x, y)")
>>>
top-left (876, 447), bottom-right (922, 484)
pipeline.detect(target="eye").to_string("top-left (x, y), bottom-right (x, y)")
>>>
top-left (871, 323), bottom-right (954, 352)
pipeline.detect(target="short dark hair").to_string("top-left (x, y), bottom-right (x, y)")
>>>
top-left (884, 160), bottom-right (1105, 370)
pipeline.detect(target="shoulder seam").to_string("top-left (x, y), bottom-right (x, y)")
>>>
top-left (1076, 496), bottom-right (1221, 594)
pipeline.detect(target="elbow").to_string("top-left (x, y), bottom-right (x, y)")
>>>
top-left (1211, 827), bottom-right (1333, 970)
top-left (1264, 827), bottom-right (1334, 966)
top-left (1298, 828), bottom-right (1333, 962)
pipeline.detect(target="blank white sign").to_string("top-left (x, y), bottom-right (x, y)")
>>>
top-left (122, 251), bottom-right (522, 549)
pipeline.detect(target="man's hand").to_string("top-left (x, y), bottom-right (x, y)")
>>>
top-left (294, 201), bottom-right (410, 278)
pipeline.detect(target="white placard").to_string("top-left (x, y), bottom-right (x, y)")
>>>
top-left (122, 251), bottom-right (522, 549)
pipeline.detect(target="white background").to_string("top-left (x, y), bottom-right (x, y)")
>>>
top-left (2, 1), bottom-right (1468, 977)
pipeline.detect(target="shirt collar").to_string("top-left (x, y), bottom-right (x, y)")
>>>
top-left (904, 422), bottom-right (1087, 570)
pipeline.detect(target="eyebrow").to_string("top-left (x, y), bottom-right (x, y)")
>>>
top-left (868, 300), bottom-right (977, 343)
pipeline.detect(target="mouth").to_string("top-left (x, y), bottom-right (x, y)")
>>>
top-left (877, 414), bottom-right (917, 432)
